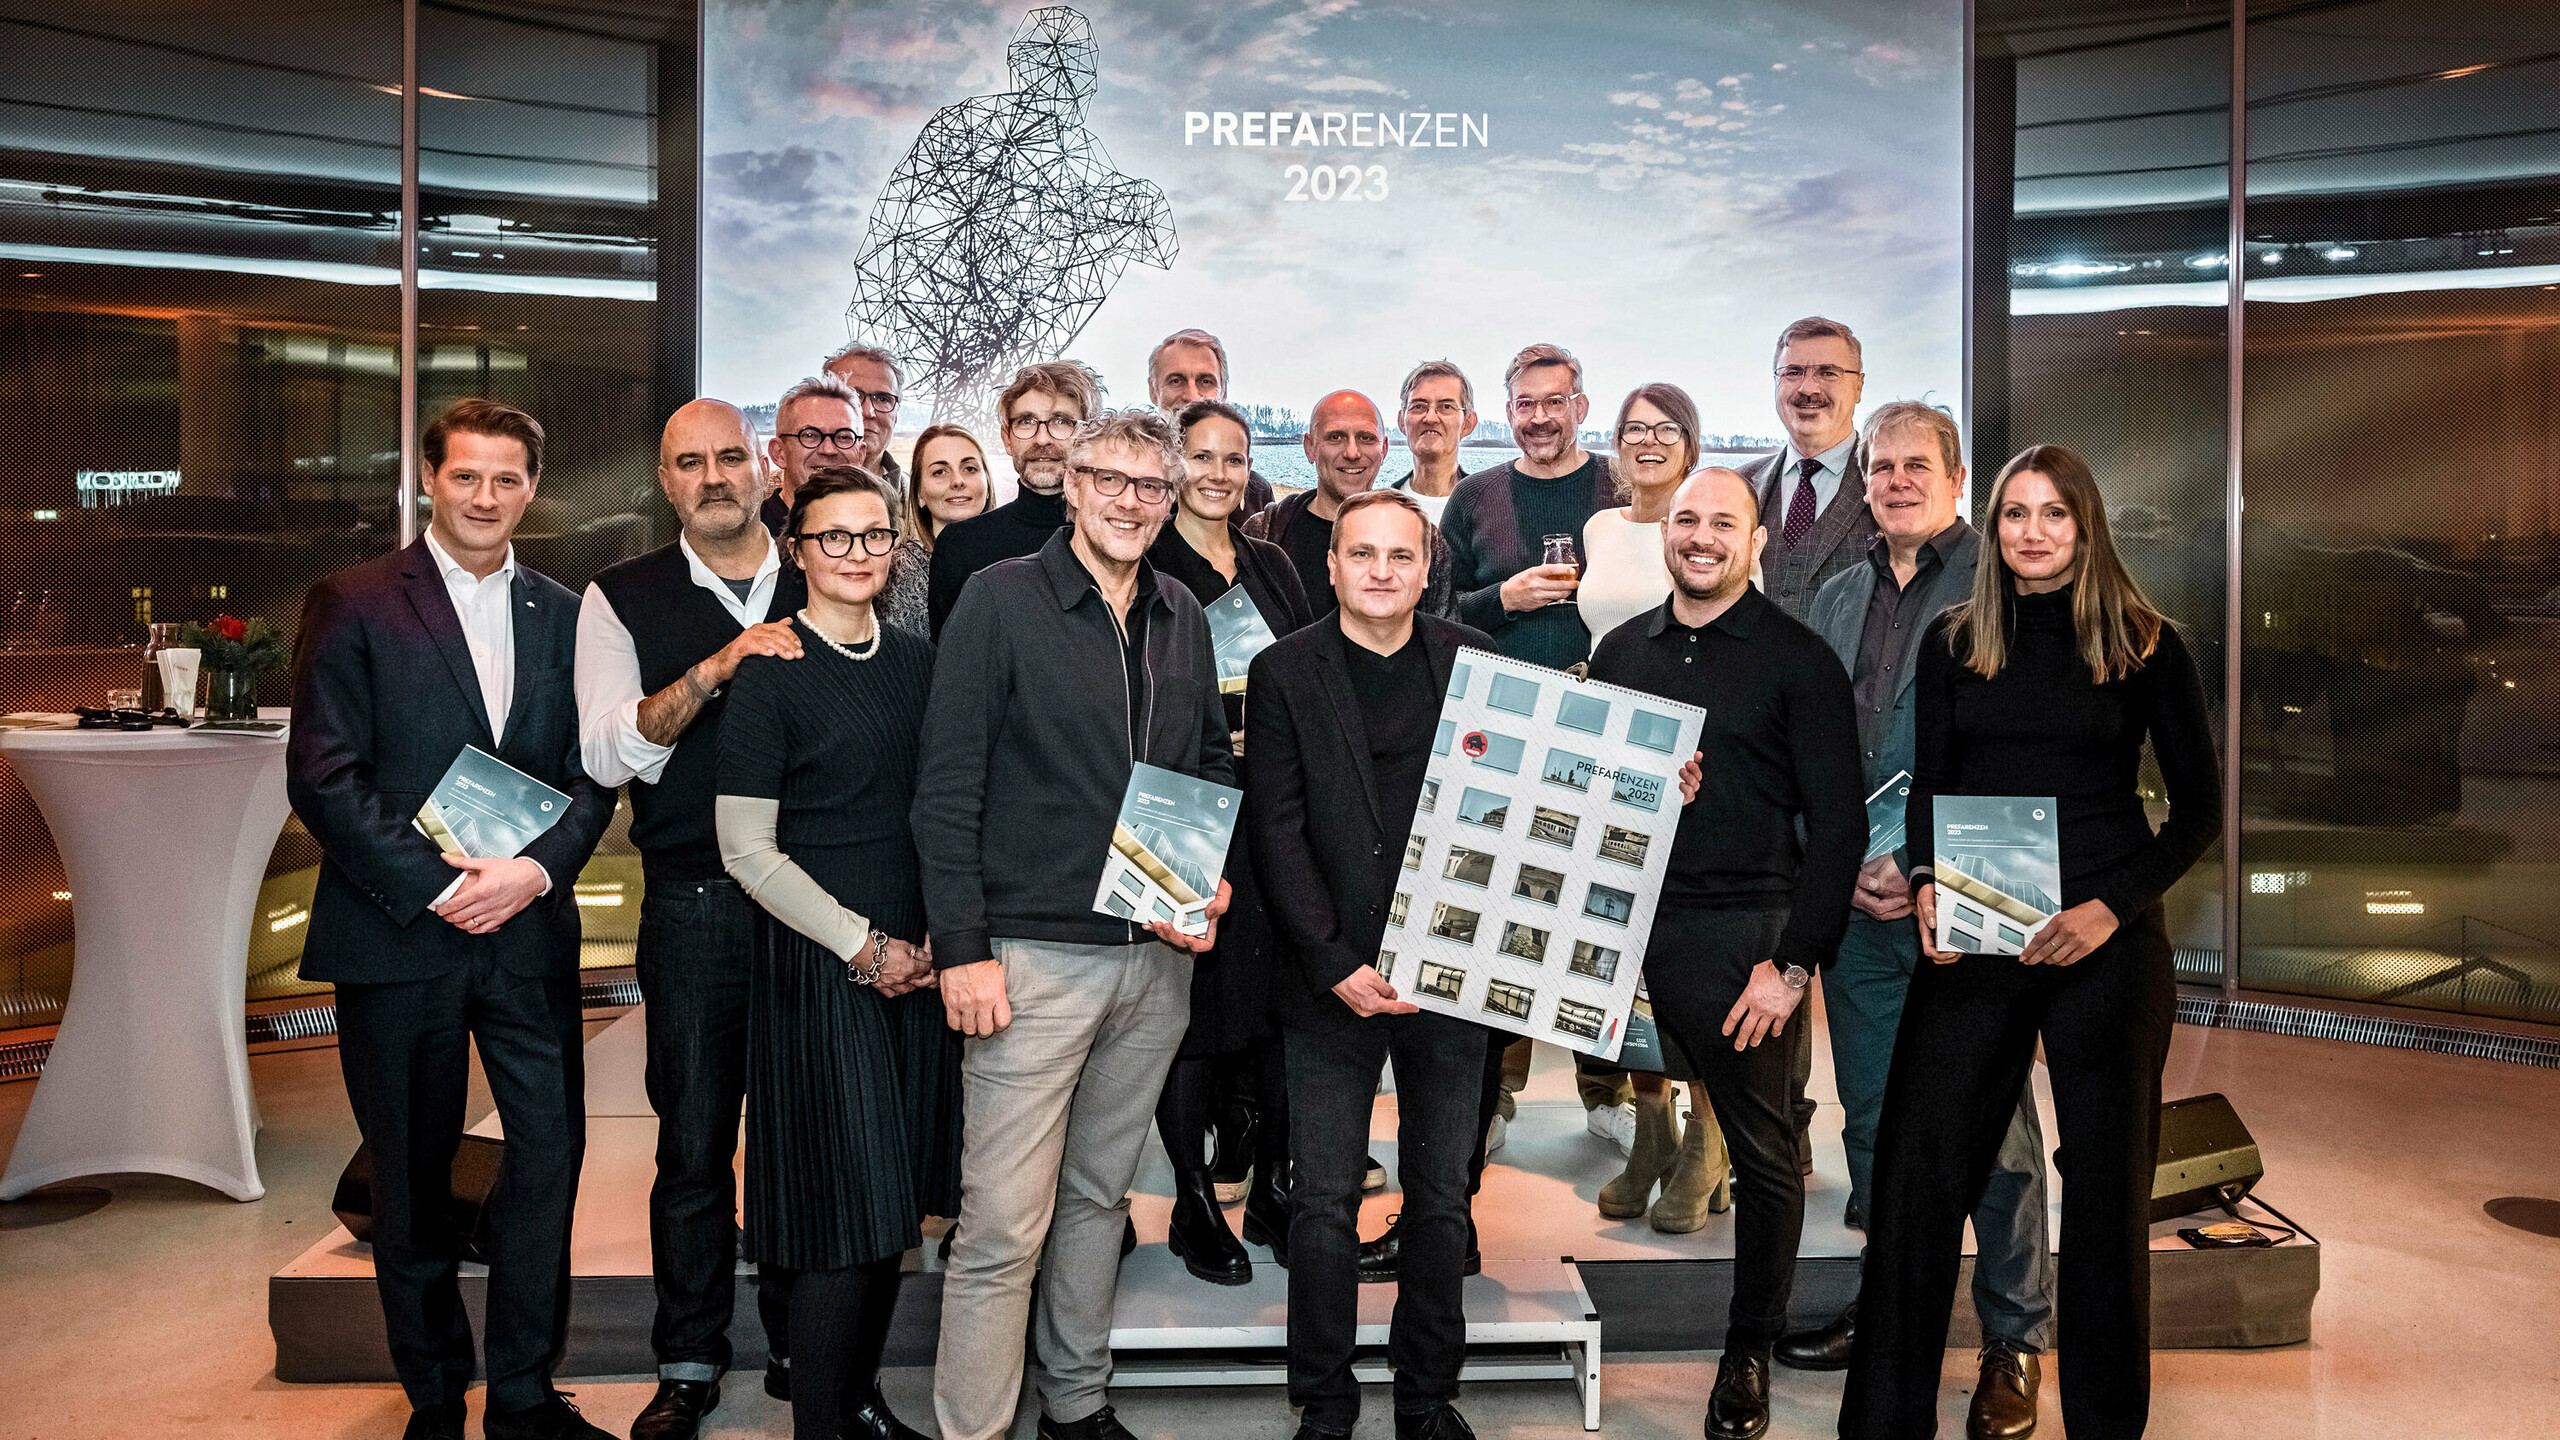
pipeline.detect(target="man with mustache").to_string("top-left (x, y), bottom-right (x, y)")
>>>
top-left (1147, 326), bottom-right (1275, 521)
top-left (759, 373), bottom-right (867, 536)
top-left (1739, 316), bottom-right (1878, 621)
top-left (576, 399), bottom-right (809, 1439)
top-left (1585, 467), bottom-right (1865, 1440)
top-left (1244, 390), bottom-right (1452, 619)
top-left (1384, 358), bottom-right (1475, 525)
top-left (927, 359), bottom-right (1102, 637)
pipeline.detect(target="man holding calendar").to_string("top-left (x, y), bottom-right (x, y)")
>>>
top-left (287, 397), bottom-right (616, 1440)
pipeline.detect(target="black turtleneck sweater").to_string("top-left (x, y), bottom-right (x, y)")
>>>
top-left (927, 486), bottom-right (1069, 638)
top-left (1907, 584), bottom-right (2220, 923)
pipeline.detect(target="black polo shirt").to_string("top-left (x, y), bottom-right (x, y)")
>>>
top-left (1584, 585), bottom-right (1866, 972)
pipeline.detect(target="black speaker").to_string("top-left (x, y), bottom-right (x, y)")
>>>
top-left (331, 1135), bottom-right (507, 1264)
top-left (2152, 1092), bottom-right (2262, 1223)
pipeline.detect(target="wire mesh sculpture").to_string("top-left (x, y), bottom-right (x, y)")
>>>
top-left (846, 6), bottom-right (1177, 429)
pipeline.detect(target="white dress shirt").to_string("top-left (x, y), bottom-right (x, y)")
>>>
top-left (421, 529), bottom-right (547, 900)
top-left (1773, 432), bottom-right (1859, 525)
top-left (575, 532), bottom-right (785, 789)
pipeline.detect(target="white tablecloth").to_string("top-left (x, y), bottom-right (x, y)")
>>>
top-left (1, 711), bottom-right (290, 1200)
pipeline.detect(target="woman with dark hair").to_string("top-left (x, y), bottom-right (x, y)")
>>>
top-left (878, 424), bottom-right (990, 636)
top-left (718, 465), bottom-right (958, 1440)
top-left (1144, 397), bottom-right (1315, 1284)
top-left (1842, 445), bottom-right (2220, 1440)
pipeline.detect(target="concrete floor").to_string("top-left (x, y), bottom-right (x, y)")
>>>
top-left (4, 1015), bottom-right (2558, 1439)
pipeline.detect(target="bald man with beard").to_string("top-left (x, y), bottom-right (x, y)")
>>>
top-left (577, 399), bottom-right (809, 1440)
top-left (1244, 389), bottom-right (1453, 618)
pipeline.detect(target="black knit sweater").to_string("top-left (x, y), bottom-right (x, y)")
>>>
top-left (1907, 583), bottom-right (2220, 921)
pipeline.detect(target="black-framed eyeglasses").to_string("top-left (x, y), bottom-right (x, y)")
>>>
top-left (851, 388), bottom-right (900, 413)
top-left (1775, 364), bottom-right (1862, 385)
top-left (1074, 465), bottom-right (1175, 505)
top-left (794, 526), bottom-right (900, 558)
top-left (1008, 415), bottom-right (1081, 440)
top-left (788, 426), bottom-right (861, 451)
top-left (1617, 421), bottom-right (1687, 444)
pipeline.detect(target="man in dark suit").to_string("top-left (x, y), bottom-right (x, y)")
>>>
top-left (289, 398), bottom-right (617, 1440)
top-left (1738, 316), bottom-right (1879, 622)
top-left (1245, 489), bottom-right (1495, 1440)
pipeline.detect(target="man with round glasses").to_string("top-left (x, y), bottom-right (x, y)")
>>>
top-left (927, 359), bottom-right (1102, 637)
top-left (1440, 342), bottom-right (1618, 673)
top-left (822, 341), bottom-right (907, 484)
top-left (760, 373), bottom-right (868, 535)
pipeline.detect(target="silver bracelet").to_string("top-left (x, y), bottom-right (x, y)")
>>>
top-left (845, 929), bottom-right (889, 986)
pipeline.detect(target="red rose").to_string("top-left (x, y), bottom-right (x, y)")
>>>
top-left (213, 614), bottom-right (247, 642)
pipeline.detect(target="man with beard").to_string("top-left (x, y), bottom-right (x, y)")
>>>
top-left (1245, 390), bottom-right (1451, 619)
top-left (760, 374), bottom-right (867, 535)
top-left (822, 340), bottom-right (908, 492)
top-left (1738, 317), bottom-right (1877, 620)
top-left (577, 399), bottom-right (809, 1438)
top-left (1585, 466), bottom-right (1864, 1440)
top-left (1441, 342), bottom-right (1616, 671)
top-left (1147, 327), bottom-right (1275, 520)
top-left (1384, 359), bottom-right (1476, 525)
top-left (927, 359), bottom-right (1101, 637)
top-left (917, 409), bottom-right (1234, 1440)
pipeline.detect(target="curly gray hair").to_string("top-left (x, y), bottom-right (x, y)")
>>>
top-left (1066, 406), bottom-right (1186, 480)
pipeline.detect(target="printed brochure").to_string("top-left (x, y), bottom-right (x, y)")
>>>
top-left (415, 746), bottom-right (570, 859)
top-left (1094, 761), bottom-right (1243, 937)
top-left (1930, 795), bottom-right (2062, 956)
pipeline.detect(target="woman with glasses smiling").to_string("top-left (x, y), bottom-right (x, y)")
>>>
top-left (717, 464), bottom-right (959, 1440)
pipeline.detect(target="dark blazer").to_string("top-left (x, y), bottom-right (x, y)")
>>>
top-left (1245, 612), bottom-right (1494, 1035)
top-left (1806, 524), bottom-right (1982, 801)
top-left (1741, 438), bottom-right (1877, 621)
top-left (287, 539), bottom-right (614, 985)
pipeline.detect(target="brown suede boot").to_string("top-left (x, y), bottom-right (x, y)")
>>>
top-left (1648, 1087), bottom-right (1733, 1233)
top-left (1597, 1087), bottom-right (1681, 1217)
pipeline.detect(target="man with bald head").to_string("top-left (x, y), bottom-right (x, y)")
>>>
top-left (1244, 389), bottom-right (1451, 618)
top-left (577, 398), bottom-right (809, 1440)
top-left (1585, 466), bottom-right (1865, 1440)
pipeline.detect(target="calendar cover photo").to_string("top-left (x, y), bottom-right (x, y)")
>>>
top-left (1377, 648), bottom-right (1704, 1061)
top-left (1930, 795), bottom-right (2062, 956)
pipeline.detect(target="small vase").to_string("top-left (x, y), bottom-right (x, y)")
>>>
top-left (204, 667), bottom-right (260, 722)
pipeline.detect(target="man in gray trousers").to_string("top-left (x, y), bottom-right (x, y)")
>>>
top-left (914, 407), bottom-right (1234, 1440)
top-left (1782, 401), bottom-right (2055, 1440)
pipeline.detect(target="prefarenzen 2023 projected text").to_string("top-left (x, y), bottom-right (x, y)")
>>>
top-left (1183, 111), bottom-right (1491, 148)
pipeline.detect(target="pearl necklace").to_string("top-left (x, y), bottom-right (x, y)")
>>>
top-left (798, 609), bottom-right (881, 661)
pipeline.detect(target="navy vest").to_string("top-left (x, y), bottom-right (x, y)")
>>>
top-left (591, 543), bottom-right (805, 880)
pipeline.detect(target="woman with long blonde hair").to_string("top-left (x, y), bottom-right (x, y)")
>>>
top-left (1844, 445), bottom-right (2219, 1440)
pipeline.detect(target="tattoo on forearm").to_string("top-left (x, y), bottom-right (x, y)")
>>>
top-left (636, 666), bottom-right (708, 747)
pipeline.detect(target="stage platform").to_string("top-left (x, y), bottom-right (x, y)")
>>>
top-left (272, 1003), bottom-right (2316, 1406)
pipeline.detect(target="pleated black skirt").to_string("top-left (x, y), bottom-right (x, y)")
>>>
top-left (743, 902), bottom-right (963, 1271)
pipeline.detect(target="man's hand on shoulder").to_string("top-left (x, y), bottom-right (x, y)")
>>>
top-left (701, 619), bottom-right (803, 690)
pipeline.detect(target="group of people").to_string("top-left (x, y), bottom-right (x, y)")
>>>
top-left (285, 316), bottom-right (2219, 1440)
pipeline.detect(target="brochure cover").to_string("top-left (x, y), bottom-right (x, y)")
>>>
top-left (414, 746), bottom-right (571, 859)
top-left (1093, 761), bottom-right (1243, 937)
top-left (1865, 769), bottom-right (1913, 863)
top-left (1204, 583), bottom-right (1278, 696)
top-left (1384, 647), bottom-right (1704, 1061)
top-left (1931, 795), bottom-right (2062, 956)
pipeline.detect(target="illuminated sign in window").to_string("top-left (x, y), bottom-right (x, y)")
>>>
top-left (76, 470), bottom-right (181, 507)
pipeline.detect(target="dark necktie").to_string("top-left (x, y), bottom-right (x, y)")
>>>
top-left (1782, 455), bottom-right (1821, 550)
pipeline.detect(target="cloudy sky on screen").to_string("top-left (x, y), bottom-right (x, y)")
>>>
top-left (705, 0), bottom-right (1961, 439)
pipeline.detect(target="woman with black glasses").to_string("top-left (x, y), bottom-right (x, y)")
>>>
top-left (1842, 446), bottom-right (2219, 1440)
top-left (718, 465), bottom-right (959, 1440)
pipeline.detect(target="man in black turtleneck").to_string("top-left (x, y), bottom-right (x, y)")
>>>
top-left (926, 359), bottom-right (1100, 637)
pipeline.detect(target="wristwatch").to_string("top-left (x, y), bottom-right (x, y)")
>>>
top-left (1779, 963), bottom-right (1811, 990)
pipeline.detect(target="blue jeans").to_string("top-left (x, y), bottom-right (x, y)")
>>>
top-left (635, 875), bottom-right (758, 1380)
top-left (1828, 910), bottom-right (2054, 1349)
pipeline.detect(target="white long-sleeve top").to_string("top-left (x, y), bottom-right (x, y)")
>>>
top-left (574, 532), bottom-right (786, 789)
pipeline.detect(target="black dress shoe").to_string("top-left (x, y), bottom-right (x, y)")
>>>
top-left (763, 1358), bottom-right (790, 1402)
top-left (1705, 1349), bottom-right (1772, 1440)
top-left (1166, 1167), bottom-right (1253, 1284)
top-left (1396, 1402), bottom-right (1478, 1439)
top-left (403, 1401), bottom-right (464, 1440)
top-left (845, 1385), bottom-right (935, 1440)
top-left (1773, 1300), bottom-right (1856, 1371)
top-left (484, 1392), bottom-right (618, 1440)
top-left (630, 1377), bottom-right (720, 1440)
top-left (1240, 1157), bottom-right (1292, 1267)
top-left (1356, 1213), bottom-right (1481, 1283)
top-left (1037, 1403), bottom-right (1138, 1440)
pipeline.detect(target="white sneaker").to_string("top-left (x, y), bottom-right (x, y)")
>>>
top-left (1588, 1101), bottom-right (1637, 1156)
top-left (1484, 1112), bottom-right (1508, 1156)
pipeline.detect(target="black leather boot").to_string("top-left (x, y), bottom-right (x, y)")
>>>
top-left (1240, 1154), bottom-right (1292, 1267)
top-left (1704, 1349), bottom-right (1772, 1440)
top-left (1211, 1094), bottom-right (1259, 1204)
top-left (1773, 1300), bottom-right (1856, 1371)
top-left (1165, 1167), bottom-right (1252, 1284)
top-left (1356, 1213), bottom-right (1481, 1283)
top-left (844, 1385), bottom-right (934, 1440)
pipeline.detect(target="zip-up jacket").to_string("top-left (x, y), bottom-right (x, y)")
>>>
top-left (913, 530), bottom-right (1235, 969)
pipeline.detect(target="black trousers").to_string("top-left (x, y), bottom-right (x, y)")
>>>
top-left (1286, 1011), bottom-right (1492, 1429)
top-left (1842, 906), bottom-right (2175, 1440)
top-left (634, 875), bottom-right (757, 1378)
top-left (1641, 907), bottom-right (1803, 1354)
top-left (334, 947), bottom-right (585, 1412)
